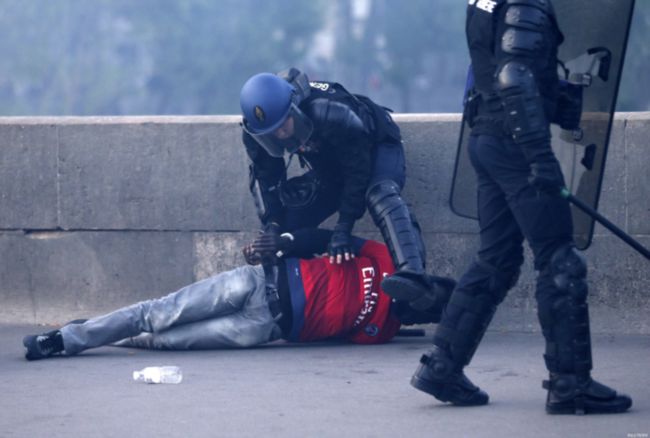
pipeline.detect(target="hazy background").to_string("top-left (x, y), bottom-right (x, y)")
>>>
top-left (0, 0), bottom-right (648, 116)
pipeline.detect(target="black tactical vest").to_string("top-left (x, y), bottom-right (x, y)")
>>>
top-left (302, 81), bottom-right (400, 144)
top-left (465, 0), bottom-right (563, 135)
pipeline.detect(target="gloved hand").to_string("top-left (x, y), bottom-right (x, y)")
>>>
top-left (328, 222), bottom-right (355, 264)
top-left (251, 231), bottom-right (293, 259)
top-left (554, 80), bottom-right (583, 130)
top-left (529, 160), bottom-right (565, 194)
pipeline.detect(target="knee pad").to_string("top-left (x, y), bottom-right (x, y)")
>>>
top-left (540, 244), bottom-right (592, 374)
top-left (366, 180), bottom-right (403, 217)
top-left (549, 244), bottom-right (588, 302)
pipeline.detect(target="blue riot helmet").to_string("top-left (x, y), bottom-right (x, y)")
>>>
top-left (240, 72), bottom-right (314, 158)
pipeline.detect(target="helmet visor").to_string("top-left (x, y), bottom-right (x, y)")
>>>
top-left (243, 103), bottom-right (313, 158)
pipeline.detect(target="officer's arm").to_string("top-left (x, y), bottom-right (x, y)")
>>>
top-left (286, 228), bottom-right (333, 257)
top-left (311, 99), bottom-right (373, 227)
top-left (281, 228), bottom-right (367, 258)
top-left (493, 0), bottom-right (558, 163)
top-left (243, 131), bottom-right (286, 227)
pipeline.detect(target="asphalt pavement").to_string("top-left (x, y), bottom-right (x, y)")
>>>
top-left (1, 324), bottom-right (648, 438)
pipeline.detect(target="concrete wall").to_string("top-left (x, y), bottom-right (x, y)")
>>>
top-left (1, 114), bottom-right (648, 333)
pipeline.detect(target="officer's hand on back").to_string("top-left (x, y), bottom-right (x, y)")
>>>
top-left (328, 222), bottom-right (356, 264)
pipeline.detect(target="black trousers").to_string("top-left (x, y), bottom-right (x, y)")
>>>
top-left (434, 134), bottom-right (583, 373)
top-left (468, 134), bottom-right (573, 270)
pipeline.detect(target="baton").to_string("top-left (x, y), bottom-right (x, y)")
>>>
top-left (560, 188), bottom-right (650, 260)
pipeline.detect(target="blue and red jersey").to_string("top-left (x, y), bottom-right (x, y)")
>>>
top-left (284, 238), bottom-right (401, 344)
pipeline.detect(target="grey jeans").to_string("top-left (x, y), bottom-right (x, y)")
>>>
top-left (60, 265), bottom-right (282, 355)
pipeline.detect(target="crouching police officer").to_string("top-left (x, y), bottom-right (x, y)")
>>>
top-left (240, 68), bottom-right (443, 314)
top-left (410, 0), bottom-right (632, 415)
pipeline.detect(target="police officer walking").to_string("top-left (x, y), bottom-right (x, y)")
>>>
top-left (410, 0), bottom-right (632, 414)
top-left (239, 68), bottom-right (444, 313)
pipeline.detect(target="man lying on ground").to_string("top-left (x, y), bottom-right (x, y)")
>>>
top-left (23, 228), bottom-right (453, 360)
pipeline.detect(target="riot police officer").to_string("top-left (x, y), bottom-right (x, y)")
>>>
top-left (240, 68), bottom-right (444, 313)
top-left (410, 0), bottom-right (632, 414)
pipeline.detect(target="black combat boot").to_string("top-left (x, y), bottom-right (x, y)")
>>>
top-left (544, 374), bottom-right (632, 415)
top-left (23, 330), bottom-right (64, 361)
top-left (411, 346), bottom-right (489, 406)
top-left (539, 245), bottom-right (632, 415)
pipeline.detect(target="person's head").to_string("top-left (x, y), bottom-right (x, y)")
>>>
top-left (240, 72), bottom-right (313, 157)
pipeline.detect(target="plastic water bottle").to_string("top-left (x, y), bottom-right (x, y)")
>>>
top-left (133, 366), bottom-right (183, 384)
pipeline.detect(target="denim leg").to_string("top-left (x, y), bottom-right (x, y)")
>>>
top-left (113, 279), bottom-right (282, 350)
top-left (61, 265), bottom-right (267, 355)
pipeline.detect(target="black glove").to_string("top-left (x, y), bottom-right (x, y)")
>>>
top-left (553, 80), bottom-right (583, 130)
top-left (327, 222), bottom-right (355, 263)
top-left (529, 160), bottom-right (565, 194)
top-left (251, 232), bottom-right (293, 259)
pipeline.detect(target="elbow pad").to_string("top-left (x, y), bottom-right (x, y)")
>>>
top-left (501, 2), bottom-right (554, 57)
top-left (497, 61), bottom-right (550, 151)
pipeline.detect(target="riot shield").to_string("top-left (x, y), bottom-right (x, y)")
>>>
top-left (450, 0), bottom-right (635, 249)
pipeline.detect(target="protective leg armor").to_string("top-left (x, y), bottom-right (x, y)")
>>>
top-left (538, 244), bottom-right (632, 414)
top-left (366, 180), bottom-right (437, 309)
top-left (411, 259), bottom-right (520, 406)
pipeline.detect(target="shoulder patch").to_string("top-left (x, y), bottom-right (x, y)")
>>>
top-left (469, 0), bottom-right (499, 14)
top-left (310, 82), bottom-right (330, 92)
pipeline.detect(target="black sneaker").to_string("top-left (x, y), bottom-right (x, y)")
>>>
top-left (544, 374), bottom-right (632, 415)
top-left (411, 347), bottom-right (489, 406)
top-left (23, 330), bottom-right (64, 361)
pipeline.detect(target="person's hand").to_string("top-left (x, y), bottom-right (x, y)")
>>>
top-left (327, 223), bottom-right (355, 264)
top-left (529, 160), bottom-right (564, 194)
top-left (242, 244), bottom-right (262, 265)
top-left (251, 232), bottom-right (293, 258)
top-left (244, 222), bottom-right (282, 265)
